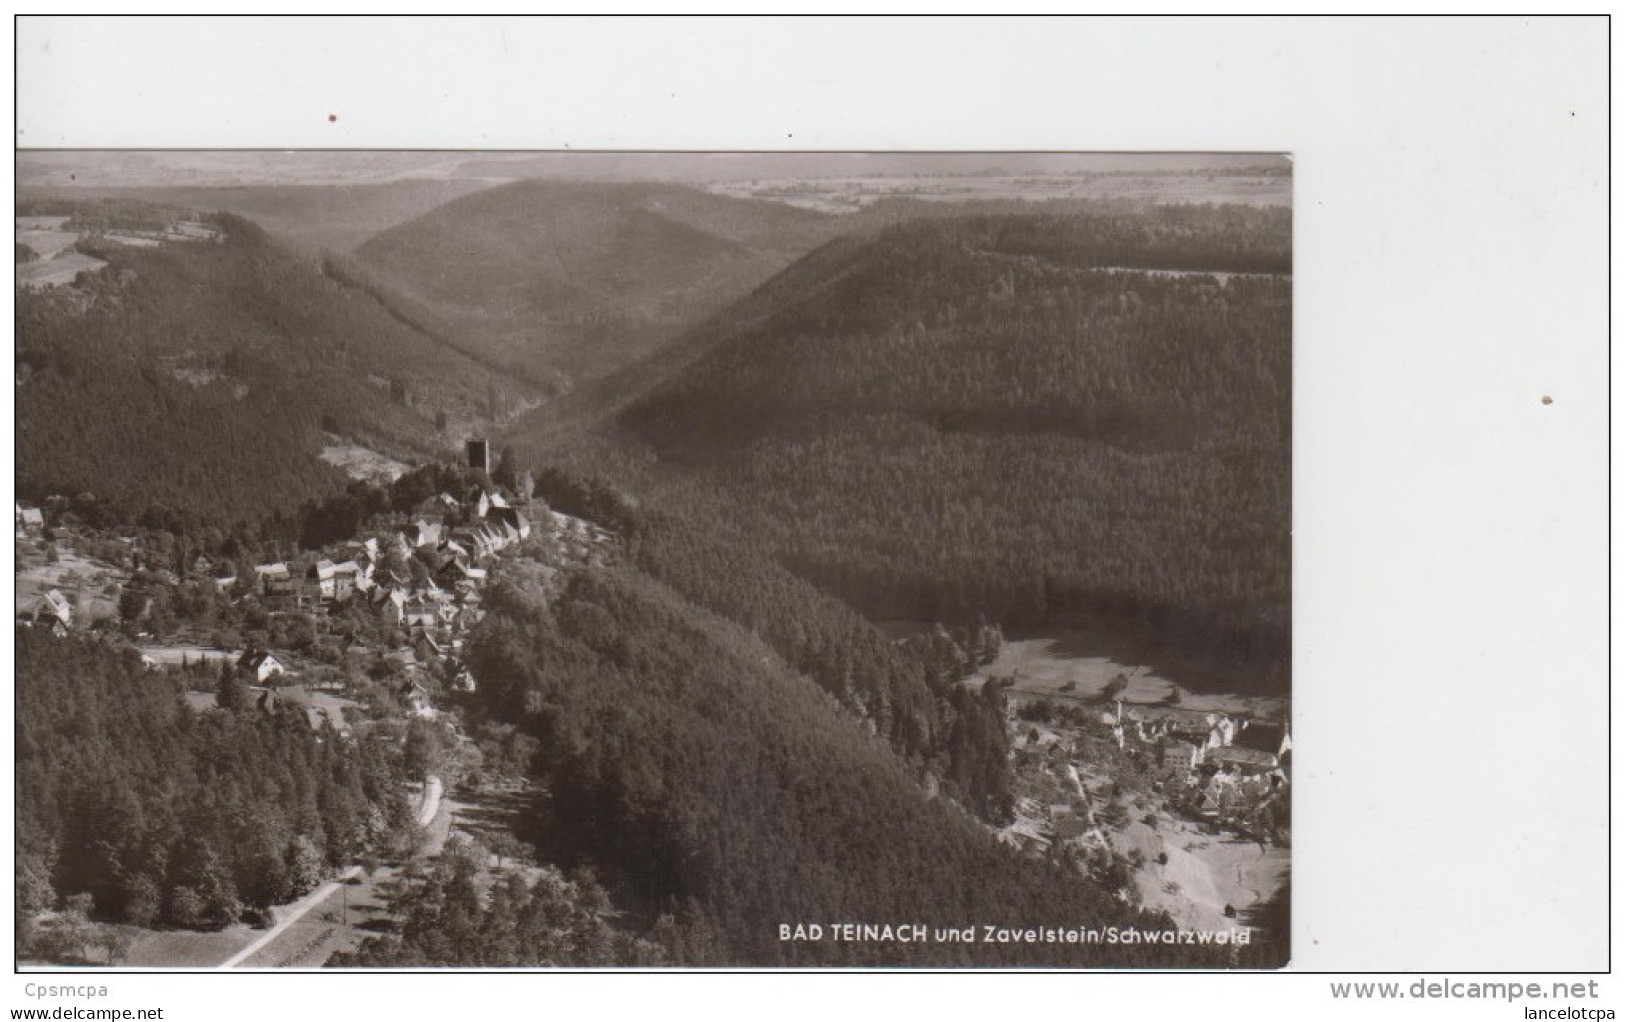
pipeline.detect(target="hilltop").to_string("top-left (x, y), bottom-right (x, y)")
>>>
top-left (15, 210), bottom-right (534, 528)
top-left (346, 179), bottom-right (836, 383)
top-left (17, 179), bottom-right (498, 255)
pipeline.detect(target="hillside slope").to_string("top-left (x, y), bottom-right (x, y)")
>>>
top-left (509, 208), bottom-right (1293, 692)
top-left (457, 558), bottom-right (1266, 966)
top-left (15, 214), bottom-right (529, 527)
top-left (17, 179), bottom-right (496, 254)
top-left (349, 179), bottom-right (835, 382)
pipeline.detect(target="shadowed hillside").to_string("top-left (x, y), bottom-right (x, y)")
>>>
top-left (349, 179), bottom-right (835, 382)
top-left (508, 208), bottom-right (1292, 693)
top-left (15, 213), bottom-right (530, 528)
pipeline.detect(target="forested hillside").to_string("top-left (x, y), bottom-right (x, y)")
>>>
top-left (510, 208), bottom-right (1292, 691)
top-left (15, 630), bottom-right (415, 932)
top-left (449, 563), bottom-right (1255, 966)
top-left (349, 179), bottom-right (835, 382)
top-left (527, 468), bottom-right (1013, 819)
top-left (15, 213), bottom-right (530, 528)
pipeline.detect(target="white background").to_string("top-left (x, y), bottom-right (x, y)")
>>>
top-left (6, 12), bottom-right (1611, 1015)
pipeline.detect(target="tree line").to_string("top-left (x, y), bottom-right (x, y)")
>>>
top-left (15, 629), bottom-right (416, 937)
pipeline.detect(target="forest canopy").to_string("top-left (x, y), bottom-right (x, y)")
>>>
top-left (513, 208), bottom-right (1292, 691)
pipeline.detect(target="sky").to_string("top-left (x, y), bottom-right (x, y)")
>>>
top-left (15, 150), bottom-right (1291, 189)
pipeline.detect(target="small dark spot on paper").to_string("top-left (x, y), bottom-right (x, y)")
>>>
top-left (1541, 395), bottom-right (1553, 405)
top-left (328, 114), bottom-right (338, 123)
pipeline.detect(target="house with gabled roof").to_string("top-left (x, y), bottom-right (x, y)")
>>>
top-left (486, 504), bottom-right (530, 539)
top-left (404, 609), bottom-right (439, 632)
top-left (21, 584), bottom-right (73, 633)
top-left (389, 588), bottom-right (412, 623)
top-left (411, 629), bottom-right (444, 663)
top-left (22, 589), bottom-right (72, 634)
top-left (255, 562), bottom-right (296, 601)
top-left (15, 504), bottom-right (45, 538)
top-left (1232, 720), bottom-right (1291, 766)
top-left (309, 559), bottom-right (337, 602)
top-left (238, 648), bottom-right (288, 683)
top-left (401, 678), bottom-right (436, 719)
top-left (1162, 740), bottom-right (1202, 773)
top-left (38, 588), bottom-right (72, 626)
top-left (329, 560), bottom-right (362, 601)
top-left (403, 519), bottom-right (442, 550)
top-left (1207, 746), bottom-right (1276, 776)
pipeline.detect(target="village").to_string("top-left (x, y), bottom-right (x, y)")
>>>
top-left (983, 657), bottom-right (1291, 936)
top-left (16, 437), bottom-right (614, 750)
top-left (18, 436), bottom-right (1289, 950)
top-left (14, 438), bottom-right (629, 966)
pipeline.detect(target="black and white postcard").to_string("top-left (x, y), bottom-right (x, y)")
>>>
top-left (11, 16), bottom-right (1608, 999)
top-left (14, 149), bottom-right (1291, 969)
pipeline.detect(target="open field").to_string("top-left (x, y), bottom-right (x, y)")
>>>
top-left (319, 439), bottom-right (411, 484)
top-left (104, 233), bottom-right (162, 248)
top-left (121, 925), bottom-right (259, 969)
top-left (15, 543), bottom-right (125, 627)
top-left (971, 628), bottom-right (1287, 718)
top-left (16, 227), bottom-right (81, 259)
top-left (180, 683), bottom-right (359, 731)
top-left (1114, 812), bottom-right (1288, 933)
top-left (711, 170), bottom-right (1292, 213)
top-left (141, 644), bottom-right (237, 669)
top-left (17, 251), bottom-right (107, 288)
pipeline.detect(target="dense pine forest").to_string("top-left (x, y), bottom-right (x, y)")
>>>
top-left (14, 630), bottom-right (415, 937)
top-left (15, 189), bottom-right (1291, 969)
top-left (15, 214), bottom-right (530, 528)
top-left (511, 207), bottom-right (1292, 691)
top-left (529, 468), bottom-right (1014, 821)
top-left (437, 564), bottom-right (1264, 966)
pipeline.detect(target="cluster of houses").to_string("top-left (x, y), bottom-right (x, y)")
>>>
top-left (234, 479), bottom-right (556, 719)
top-left (1101, 702), bottom-right (1291, 779)
top-left (17, 437), bottom-right (624, 741)
top-left (1099, 702), bottom-right (1291, 831)
top-left (220, 452), bottom-right (615, 729)
top-left (248, 486), bottom-right (535, 613)
top-left (1015, 700), bottom-right (1293, 850)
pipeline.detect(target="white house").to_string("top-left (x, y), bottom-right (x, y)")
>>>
top-left (238, 649), bottom-right (288, 683)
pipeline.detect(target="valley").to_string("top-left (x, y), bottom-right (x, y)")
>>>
top-left (15, 153), bottom-right (1291, 969)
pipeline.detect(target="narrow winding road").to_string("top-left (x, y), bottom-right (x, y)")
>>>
top-left (217, 775), bottom-right (443, 969)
